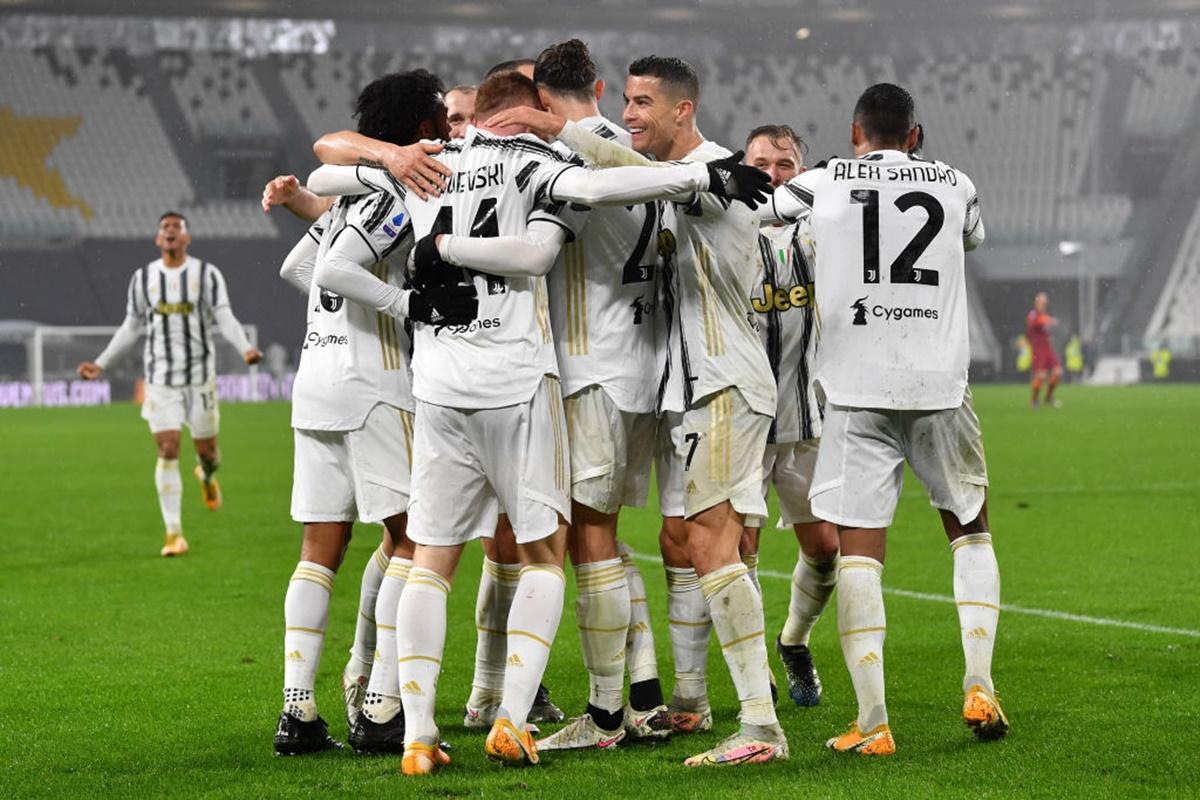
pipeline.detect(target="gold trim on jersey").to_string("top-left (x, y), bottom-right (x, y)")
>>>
top-left (534, 276), bottom-right (553, 345)
top-left (707, 389), bottom-right (732, 483)
top-left (371, 261), bottom-right (404, 370)
top-left (564, 241), bottom-right (589, 355)
top-left (694, 241), bottom-right (726, 356)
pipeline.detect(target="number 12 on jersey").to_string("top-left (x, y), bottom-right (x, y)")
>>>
top-left (851, 189), bottom-right (944, 287)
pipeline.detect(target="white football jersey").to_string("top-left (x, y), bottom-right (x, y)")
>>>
top-left (548, 116), bottom-right (659, 412)
top-left (400, 126), bottom-right (586, 409)
top-left (290, 189), bottom-right (415, 431)
top-left (754, 217), bottom-right (821, 442)
top-left (770, 150), bottom-right (984, 410)
top-left (122, 257), bottom-right (238, 387)
top-left (657, 140), bottom-right (775, 417)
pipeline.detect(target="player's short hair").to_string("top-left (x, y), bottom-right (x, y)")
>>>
top-left (745, 124), bottom-right (808, 159)
top-left (853, 83), bottom-right (916, 149)
top-left (447, 84), bottom-right (476, 97)
top-left (158, 211), bottom-right (187, 225)
top-left (474, 72), bottom-right (541, 120)
top-left (485, 58), bottom-right (535, 79)
top-left (534, 39), bottom-right (597, 101)
top-left (354, 69), bottom-right (445, 147)
top-left (628, 55), bottom-right (699, 101)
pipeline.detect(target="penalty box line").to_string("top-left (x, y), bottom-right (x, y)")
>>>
top-left (625, 551), bottom-right (1200, 640)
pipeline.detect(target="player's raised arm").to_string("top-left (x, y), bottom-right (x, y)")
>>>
top-left (207, 266), bottom-right (262, 364)
top-left (762, 167), bottom-right (821, 225)
top-left (279, 210), bottom-right (331, 294)
top-left (313, 130), bottom-right (450, 200)
top-left (306, 164), bottom-right (395, 198)
top-left (261, 174), bottom-right (334, 221)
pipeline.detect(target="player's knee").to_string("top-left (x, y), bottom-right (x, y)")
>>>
top-left (799, 523), bottom-right (840, 561)
top-left (157, 440), bottom-right (180, 460)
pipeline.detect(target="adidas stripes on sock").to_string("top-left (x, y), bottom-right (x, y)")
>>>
top-left (575, 558), bottom-right (631, 716)
top-left (838, 556), bottom-right (888, 732)
top-left (283, 561), bottom-right (335, 721)
top-left (780, 552), bottom-right (839, 647)
top-left (363, 557), bottom-right (412, 724)
top-left (468, 559), bottom-right (520, 709)
top-left (500, 564), bottom-right (565, 729)
top-left (952, 533), bottom-right (1001, 694)
top-left (665, 565), bottom-right (710, 709)
top-left (155, 457), bottom-right (182, 535)
top-left (396, 567), bottom-right (450, 746)
top-left (742, 551), bottom-right (761, 594)
top-left (700, 563), bottom-right (777, 728)
top-left (348, 543), bottom-right (389, 679)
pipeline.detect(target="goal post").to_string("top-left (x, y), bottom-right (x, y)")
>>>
top-left (26, 324), bottom-right (259, 407)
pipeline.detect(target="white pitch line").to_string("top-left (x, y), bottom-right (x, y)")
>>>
top-left (626, 551), bottom-right (1200, 639)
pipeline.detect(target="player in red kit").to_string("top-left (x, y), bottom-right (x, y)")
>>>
top-left (1026, 292), bottom-right (1062, 408)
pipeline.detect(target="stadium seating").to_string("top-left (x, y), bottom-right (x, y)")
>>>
top-left (1144, 198), bottom-right (1200, 349)
top-left (158, 51), bottom-right (282, 140)
top-left (1123, 45), bottom-right (1200, 139)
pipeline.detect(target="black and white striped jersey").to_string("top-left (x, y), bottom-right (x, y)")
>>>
top-left (754, 218), bottom-right (821, 443)
top-left (118, 257), bottom-right (249, 387)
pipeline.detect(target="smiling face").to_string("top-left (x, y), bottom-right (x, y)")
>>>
top-left (445, 88), bottom-right (476, 138)
top-left (746, 133), bottom-right (803, 188)
top-left (155, 214), bottom-right (191, 256)
top-left (622, 74), bottom-right (689, 160)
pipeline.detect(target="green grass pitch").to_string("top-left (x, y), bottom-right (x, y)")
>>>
top-left (2, 384), bottom-right (1198, 798)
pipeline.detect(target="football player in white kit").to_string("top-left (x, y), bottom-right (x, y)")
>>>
top-left (270, 71), bottom-right (480, 757)
top-left (308, 71), bottom-right (768, 774)
top-left (78, 212), bottom-right (261, 557)
top-left (526, 39), bottom-right (673, 753)
top-left (487, 56), bottom-right (788, 767)
top-left (740, 125), bottom-right (841, 709)
top-left (764, 83), bottom-right (1005, 755)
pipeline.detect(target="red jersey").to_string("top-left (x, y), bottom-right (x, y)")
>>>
top-left (1026, 310), bottom-right (1053, 355)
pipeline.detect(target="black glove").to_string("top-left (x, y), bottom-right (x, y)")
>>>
top-left (410, 232), bottom-right (461, 291)
top-left (704, 150), bottom-right (772, 207)
top-left (408, 282), bottom-right (478, 327)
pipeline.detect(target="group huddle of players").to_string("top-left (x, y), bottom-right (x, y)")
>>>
top-left (87, 36), bottom-right (1008, 775)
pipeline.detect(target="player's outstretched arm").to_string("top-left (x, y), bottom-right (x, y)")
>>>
top-left (313, 131), bottom-right (450, 200)
top-left (763, 169), bottom-right (821, 225)
top-left (549, 151), bottom-right (770, 208)
top-left (208, 273), bottom-right (260, 364)
top-left (83, 312), bottom-right (141, 378)
top-left (306, 165), bottom-right (390, 198)
top-left (483, 108), bottom-right (653, 169)
top-left (262, 174), bottom-right (334, 222)
top-left (418, 219), bottom-right (571, 279)
top-left (280, 231), bottom-right (320, 295)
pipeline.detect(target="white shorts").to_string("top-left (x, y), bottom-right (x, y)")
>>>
top-left (407, 376), bottom-right (570, 546)
top-left (656, 387), bottom-right (770, 520)
top-left (757, 438), bottom-right (821, 528)
top-left (810, 390), bottom-right (989, 529)
top-left (141, 382), bottom-right (219, 438)
top-left (564, 385), bottom-right (655, 514)
top-left (290, 403), bottom-right (414, 524)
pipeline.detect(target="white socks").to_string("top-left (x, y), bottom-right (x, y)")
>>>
top-left (780, 552), bottom-right (839, 646)
top-left (665, 565), bottom-right (711, 709)
top-left (468, 559), bottom-right (520, 709)
top-left (742, 551), bottom-right (761, 594)
top-left (838, 556), bottom-right (888, 731)
top-left (155, 457), bottom-right (182, 534)
top-left (283, 561), bottom-right (335, 721)
top-left (363, 556), bottom-right (412, 724)
top-left (396, 567), bottom-right (450, 745)
top-left (700, 563), bottom-right (778, 729)
top-left (575, 558), bottom-right (631, 715)
top-left (952, 533), bottom-right (1001, 693)
top-left (347, 543), bottom-right (389, 681)
top-left (500, 564), bottom-right (566, 729)
top-left (619, 544), bottom-right (660, 685)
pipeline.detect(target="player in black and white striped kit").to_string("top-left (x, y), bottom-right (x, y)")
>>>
top-left (739, 125), bottom-right (840, 710)
top-left (79, 212), bottom-right (261, 557)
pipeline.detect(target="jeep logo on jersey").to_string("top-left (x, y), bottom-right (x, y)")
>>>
top-left (851, 297), bottom-right (869, 325)
top-left (753, 282), bottom-right (814, 313)
top-left (319, 290), bottom-right (344, 313)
